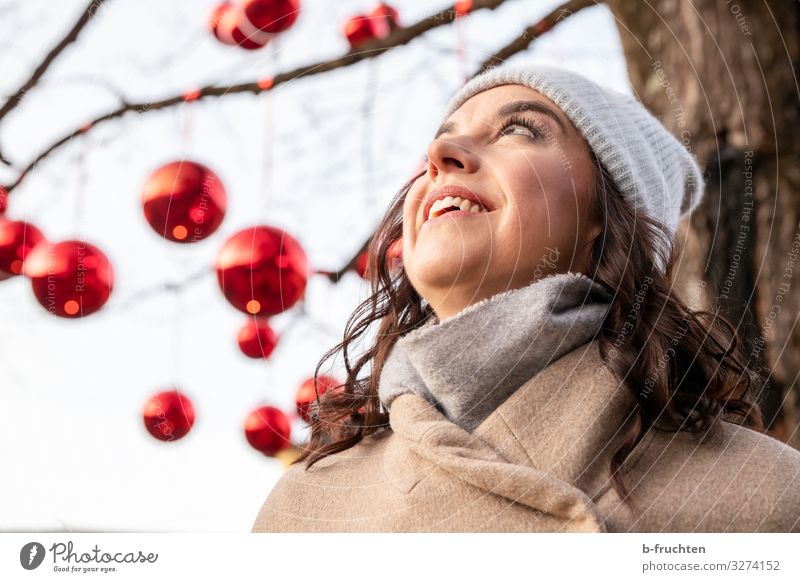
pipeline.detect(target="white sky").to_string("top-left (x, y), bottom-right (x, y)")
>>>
top-left (0, 0), bottom-right (629, 531)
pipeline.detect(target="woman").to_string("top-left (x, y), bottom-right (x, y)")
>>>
top-left (252, 64), bottom-right (800, 532)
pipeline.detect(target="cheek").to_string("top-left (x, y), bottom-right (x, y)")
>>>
top-left (503, 168), bottom-right (585, 253)
top-left (504, 161), bottom-right (580, 227)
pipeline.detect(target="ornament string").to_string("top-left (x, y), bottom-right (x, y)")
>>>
top-left (166, 90), bottom-right (200, 385)
top-left (181, 89), bottom-right (199, 147)
top-left (259, 36), bottom-right (279, 223)
top-left (363, 58), bottom-right (378, 217)
top-left (168, 279), bottom-right (187, 386)
top-left (455, 1), bottom-right (473, 83)
top-left (73, 126), bottom-right (91, 235)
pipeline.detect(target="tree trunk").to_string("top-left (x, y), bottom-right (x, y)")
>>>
top-left (605, 0), bottom-right (800, 446)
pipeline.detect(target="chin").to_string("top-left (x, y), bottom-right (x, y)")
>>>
top-left (410, 259), bottom-right (488, 294)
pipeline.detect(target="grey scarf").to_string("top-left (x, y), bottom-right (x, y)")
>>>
top-left (378, 271), bottom-right (613, 432)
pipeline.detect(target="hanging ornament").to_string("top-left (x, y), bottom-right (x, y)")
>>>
top-left (367, 3), bottom-right (400, 39)
top-left (387, 237), bottom-right (403, 275)
top-left (343, 15), bottom-right (373, 48)
top-left (237, 317), bottom-right (279, 359)
top-left (344, 3), bottom-right (399, 48)
top-left (210, 2), bottom-right (238, 46)
top-left (355, 250), bottom-right (369, 279)
top-left (455, 0), bottom-right (474, 16)
top-left (295, 375), bottom-right (339, 423)
top-left (143, 389), bottom-right (196, 442)
top-left (209, 1), bottom-right (275, 50)
top-left (241, 0), bottom-right (300, 34)
top-left (0, 219), bottom-right (45, 281)
top-left (215, 225), bottom-right (308, 317)
top-left (0, 186), bottom-right (8, 215)
top-left (244, 405), bottom-right (291, 456)
top-left (354, 239), bottom-right (402, 280)
top-left (141, 160), bottom-right (227, 243)
top-left (22, 239), bottom-right (113, 318)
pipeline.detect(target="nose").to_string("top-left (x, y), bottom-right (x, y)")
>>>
top-left (425, 136), bottom-right (479, 181)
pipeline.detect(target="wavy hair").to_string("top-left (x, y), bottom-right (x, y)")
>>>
top-left (293, 153), bottom-right (766, 508)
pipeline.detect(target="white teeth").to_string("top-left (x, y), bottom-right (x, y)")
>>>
top-left (427, 195), bottom-right (487, 220)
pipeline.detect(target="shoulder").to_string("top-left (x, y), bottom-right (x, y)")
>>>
top-left (270, 428), bottom-right (392, 488)
top-left (251, 429), bottom-right (392, 532)
top-left (601, 420), bottom-right (800, 532)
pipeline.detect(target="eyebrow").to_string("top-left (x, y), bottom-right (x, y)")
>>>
top-left (434, 100), bottom-right (567, 140)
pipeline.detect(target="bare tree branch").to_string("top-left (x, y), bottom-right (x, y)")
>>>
top-left (2, 0), bottom-right (596, 308)
top-left (3, 0), bottom-right (509, 193)
top-left (0, 0), bottom-right (110, 164)
top-left (477, 0), bottom-right (598, 72)
top-left (317, 238), bottom-right (371, 284)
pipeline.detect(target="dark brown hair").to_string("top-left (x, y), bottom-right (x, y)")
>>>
top-left (293, 153), bottom-right (766, 509)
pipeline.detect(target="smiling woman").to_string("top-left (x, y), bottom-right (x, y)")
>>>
top-left (251, 64), bottom-right (800, 533)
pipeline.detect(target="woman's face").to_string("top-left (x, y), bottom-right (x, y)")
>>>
top-left (401, 84), bottom-right (602, 321)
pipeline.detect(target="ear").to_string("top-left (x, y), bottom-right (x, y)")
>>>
top-left (579, 215), bottom-right (603, 251)
top-left (587, 223), bottom-right (603, 246)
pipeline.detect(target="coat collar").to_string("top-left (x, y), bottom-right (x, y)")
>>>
top-left (378, 272), bottom-right (614, 433)
top-left (385, 339), bottom-right (636, 532)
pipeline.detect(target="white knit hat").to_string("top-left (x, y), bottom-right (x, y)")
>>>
top-left (441, 64), bottom-right (705, 263)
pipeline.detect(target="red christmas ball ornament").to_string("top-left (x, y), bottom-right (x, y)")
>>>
top-left (455, 0), bottom-right (474, 17)
top-left (0, 186), bottom-right (8, 215)
top-left (367, 3), bottom-right (400, 39)
top-left (344, 3), bottom-right (399, 48)
top-left (355, 250), bottom-right (369, 279)
top-left (344, 15), bottom-right (374, 48)
top-left (143, 389), bottom-right (196, 442)
top-left (241, 0), bottom-right (300, 34)
top-left (0, 219), bottom-right (45, 281)
top-left (215, 225), bottom-right (308, 317)
top-left (142, 160), bottom-right (227, 243)
top-left (22, 239), bottom-right (113, 318)
top-left (210, 1), bottom-right (274, 50)
top-left (244, 405), bottom-right (291, 456)
top-left (387, 237), bottom-right (403, 275)
top-left (237, 317), bottom-right (279, 359)
top-left (209, 2), bottom-right (236, 45)
top-left (295, 375), bottom-right (339, 423)
top-left (230, 17), bottom-right (274, 50)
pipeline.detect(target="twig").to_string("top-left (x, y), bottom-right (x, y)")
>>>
top-left (3, 0), bottom-right (509, 192)
top-left (0, 0), bottom-right (110, 126)
top-left (477, 0), bottom-right (598, 72)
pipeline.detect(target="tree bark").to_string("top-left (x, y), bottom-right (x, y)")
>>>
top-left (605, 0), bottom-right (800, 446)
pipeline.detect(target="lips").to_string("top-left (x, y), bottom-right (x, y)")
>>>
top-left (422, 185), bottom-right (493, 223)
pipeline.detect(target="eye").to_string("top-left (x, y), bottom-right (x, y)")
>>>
top-left (498, 115), bottom-right (547, 141)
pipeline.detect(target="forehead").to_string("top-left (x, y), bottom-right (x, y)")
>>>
top-left (438, 84), bottom-right (573, 137)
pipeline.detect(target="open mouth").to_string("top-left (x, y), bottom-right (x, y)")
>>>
top-left (427, 196), bottom-right (487, 221)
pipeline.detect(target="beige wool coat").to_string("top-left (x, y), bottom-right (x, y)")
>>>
top-left (252, 340), bottom-right (800, 532)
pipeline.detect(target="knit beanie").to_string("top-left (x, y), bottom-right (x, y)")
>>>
top-left (441, 63), bottom-right (705, 265)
